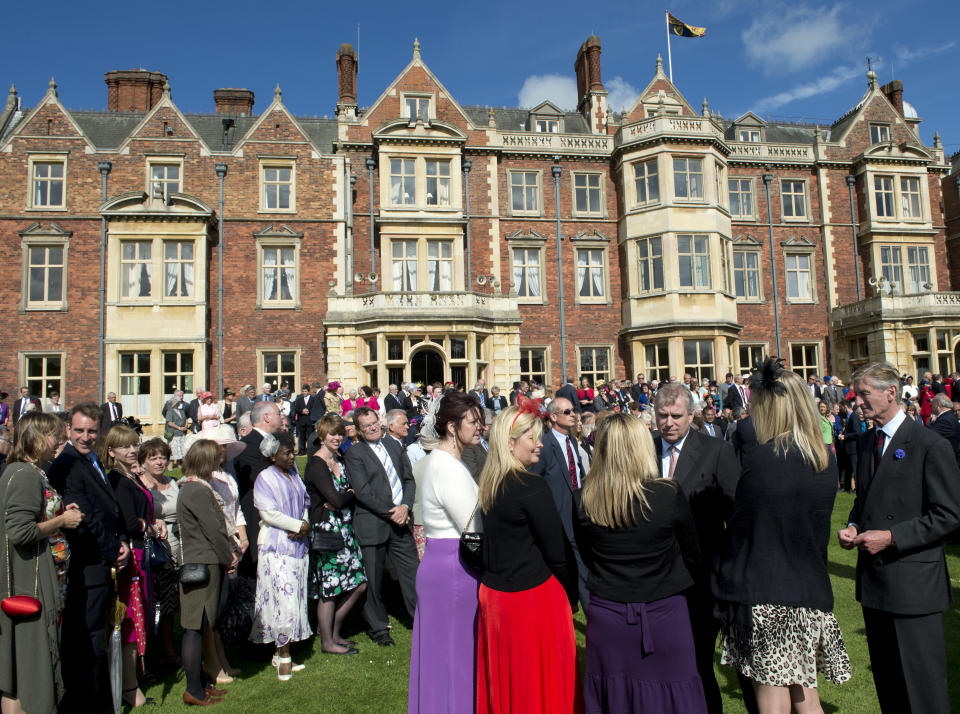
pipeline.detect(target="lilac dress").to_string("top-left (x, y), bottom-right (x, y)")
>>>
top-left (249, 465), bottom-right (312, 646)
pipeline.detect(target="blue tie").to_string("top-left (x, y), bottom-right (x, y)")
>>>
top-left (373, 442), bottom-right (403, 506)
top-left (87, 453), bottom-right (107, 484)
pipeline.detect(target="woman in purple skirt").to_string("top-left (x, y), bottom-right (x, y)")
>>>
top-left (574, 413), bottom-right (706, 714)
top-left (408, 391), bottom-right (484, 714)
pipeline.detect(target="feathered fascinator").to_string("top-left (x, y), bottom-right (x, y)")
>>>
top-left (418, 393), bottom-right (444, 450)
top-left (747, 356), bottom-right (788, 396)
top-left (511, 393), bottom-right (548, 429)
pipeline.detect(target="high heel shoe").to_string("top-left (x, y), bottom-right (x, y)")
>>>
top-left (275, 656), bottom-right (294, 681)
top-left (182, 691), bottom-right (219, 706)
top-left (271, 654), bottom-right (305, 672)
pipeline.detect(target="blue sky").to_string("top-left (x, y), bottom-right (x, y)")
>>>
top-left (3, 0), bottom-right (958, 150)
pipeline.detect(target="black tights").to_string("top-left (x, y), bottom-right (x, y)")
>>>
top-left (182, 613), bottom-right (209, 699)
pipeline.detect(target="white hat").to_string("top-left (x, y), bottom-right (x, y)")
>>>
top-left (184, 425), bottom-right (245, 461)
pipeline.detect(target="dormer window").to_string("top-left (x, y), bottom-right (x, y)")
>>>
top-left (738, 129), bottom-right (761, 142)
top-left (404, 95), bottom-right (431, 122)
top-left (535, 119), bottom-right (559, 133)
top-left (870, 123), bottom-right (890, 144)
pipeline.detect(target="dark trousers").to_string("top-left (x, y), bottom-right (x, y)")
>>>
top-left (360, 526), bottom-right (419, 635)
top-left (839, 448), bottom-right (857, 491)
top-left (295, 420), bottom-right (314, 453)
top-left (60, 578), bottom-right (112, 712)
top-left (862, 607), bottom-right (950, 713)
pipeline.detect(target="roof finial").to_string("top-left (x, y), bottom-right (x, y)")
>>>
top-left (162, 80), bottom-right (171, 97)
top-left (9, 83), bottom-right (16, 95)
top-left (487, 106), bottom-right (495, 127)
top-left (47, 76), bottom-right (57, 97)
top-left (656, 54), bottom-right (663, 75)
top-left (933, 131), bottom-right (942, 149)
top-left (413, 37), bottom-right (421, 60)
top-left (274, 83), bottom-right (282, 100)
top-left (702, 97), bottom-right (709, 118)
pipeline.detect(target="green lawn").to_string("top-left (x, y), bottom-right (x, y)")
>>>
top-left (141, 485), bottom-right (960, 713)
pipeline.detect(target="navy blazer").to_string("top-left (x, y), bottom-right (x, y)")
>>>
top-left (849, 416), bottom-right (960, 615)
top-left (344, 438), bottom-right (415, 546)
top-left (554, 383), bottom-right (580, 412)
top-left (48, 443), bottom-right (127, 587)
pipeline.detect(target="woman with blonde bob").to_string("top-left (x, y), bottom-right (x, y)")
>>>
top-left (475, 400), bottom-right (582, 714)
top-left (575, 412), bottom-right (705, 714)
top-left (712, 358), bottom-right (851, 714)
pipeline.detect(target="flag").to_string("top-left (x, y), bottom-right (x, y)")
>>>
top-left (667, 13), bottom-right (706, 38)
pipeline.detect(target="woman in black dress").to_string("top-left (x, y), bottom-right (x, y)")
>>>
top-left (303, 415), bottom-right (366, 655)
top-left (713, 358), bottom-right (851, 713)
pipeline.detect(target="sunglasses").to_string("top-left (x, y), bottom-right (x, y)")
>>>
top-left (558, 408), bottom-right (575, 415)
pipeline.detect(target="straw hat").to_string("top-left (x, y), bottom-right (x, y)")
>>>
top-left (183, 424), bottom-right (246, 461)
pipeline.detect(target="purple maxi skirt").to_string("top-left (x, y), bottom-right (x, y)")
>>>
top-left (584, 593), bottom-right (707, 714)
top-left (408, 537), bottom-right (481, 714)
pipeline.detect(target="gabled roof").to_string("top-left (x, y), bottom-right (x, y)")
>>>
top-left (3, 78), bottom-right (97, 152)
top-left (460, 106), bottom-right (590, 133)
top-left (623, 55), bottom-right (697, 120)
top-left (529, 101), bottom-right (564, 116)
top-left (114, 83), bottom-right (208, 154)
top-left (72, 111), bottom-right (145, 149)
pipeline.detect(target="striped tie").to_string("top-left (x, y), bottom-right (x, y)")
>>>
top-left (374, 442), bottom-right (403, 506)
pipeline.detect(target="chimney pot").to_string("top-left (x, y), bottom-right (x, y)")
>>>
top-left (336, 43), bottom-right (359, 108)
top-left (105, 69), bottom-right (167, 113)
top-left (880, 79), bottom-right (904, 117)
top-left (214, 88), bottom-right (255, 116)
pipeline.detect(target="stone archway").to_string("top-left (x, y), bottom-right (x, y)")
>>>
top-left (410, 346), bottom-right (445, 387)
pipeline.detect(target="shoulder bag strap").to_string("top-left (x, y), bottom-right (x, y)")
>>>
top-left (3, 466), bottom-right (42, 599)
top-left (461, 501), bottom-right (480, 537)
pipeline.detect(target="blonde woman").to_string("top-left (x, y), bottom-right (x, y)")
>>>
top-left (575, 413), bottom-right (705, 714)
top-left (712, 358), bottom-right (851, 713)
top-left (475, 400), bottom-right (581, 714)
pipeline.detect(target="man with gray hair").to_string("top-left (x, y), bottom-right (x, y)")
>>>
top-left (236, 411), bottom-right (252, 438)
top-left (470, 379), bottom-right (489, 408)
top-left (839, 362), bottom-right (960, 713)
top-left (384, 409), bottom-right (409, 448)
top-left (928, 392), bottom-right (960, 464)
top-left (653, 382), bottom-right (741, 714)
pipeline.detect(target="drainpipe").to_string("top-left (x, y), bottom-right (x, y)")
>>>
top-left (762, 168), bottom-right (782, 357)
top-left (366, 157), bottom-right (376, 279)
top-left (552, 158), bottom-right (568, 381)
top-left (463, 159), bottom-right (472, 289)
top-left (846, 175), bottom-right (861, 301)
top-left (97, 160), bottom-right (111, 403)
top-left (215, 163), bottom-right (227, 398)
top-left (348, 171), bottom-right (356, 294)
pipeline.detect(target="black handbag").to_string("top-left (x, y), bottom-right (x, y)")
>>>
top-left (458, 503), bottom-right (483, 571)
top-left (310, 524), bottom-right (345, 554)
top-left (179, 563), bottom-right (210, 586)
top-left (142, 529), bottom-right (172, 570)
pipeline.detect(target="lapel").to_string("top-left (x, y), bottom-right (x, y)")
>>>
top-left (362, 440), bottom-right (389, 480)
top-left (671, 430), bottom-right (701, 486)
top-left (549, 430), bottom-right (583, 492)
top-left (862, 419), bottom-right (915, 510)
top-left (66, 444), bottom-right (116, 502)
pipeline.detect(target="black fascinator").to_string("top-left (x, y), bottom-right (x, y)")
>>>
top-left (748, 356), bottom-right (788, 396)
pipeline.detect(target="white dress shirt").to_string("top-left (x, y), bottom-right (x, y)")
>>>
top-left (660, 431), bottom-right (691, 479)
top-left (877, 407), bottom-right (907, 455)
top-left (551, 427), bottom-right (583, 488)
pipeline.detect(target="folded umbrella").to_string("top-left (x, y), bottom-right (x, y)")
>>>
top-left (108, 568), bottom-right (127, 714)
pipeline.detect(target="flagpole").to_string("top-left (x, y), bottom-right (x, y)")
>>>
top-left (665, 10), bottom-right (674, 82)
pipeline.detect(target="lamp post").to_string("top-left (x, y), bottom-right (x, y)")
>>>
top-left (846, 175), bottom-right (861, 301)
top-left (215, 163), bottom-right (227, 398)
top-left (348, 173), bottom-right (357, 293)
top-left (97, 161), bottom-right (112, 402)
top-left (762, 168), bottom-right (782, 357)
top-left (552, 157), bottom-right (568, 381)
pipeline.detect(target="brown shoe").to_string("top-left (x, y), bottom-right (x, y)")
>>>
top-left (205, 685), bottom-right (228, 697)
top-left (182, 691), bottom-right (220, 706)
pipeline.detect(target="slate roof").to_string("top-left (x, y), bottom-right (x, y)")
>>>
top-left (72, 111), bottom-right (144, 149)
top-left (461, 105), bottom-right (590, 134)
top-left (721, 119), bottom-right (829, 144)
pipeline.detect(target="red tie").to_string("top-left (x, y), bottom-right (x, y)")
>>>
top-left (565, 437), bottom-right (579, 491)
top-left (874, 430), bottom-right (885, 471)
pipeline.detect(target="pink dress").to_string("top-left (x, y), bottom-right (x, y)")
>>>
top-left (197, 402), bottom-right (220, 432)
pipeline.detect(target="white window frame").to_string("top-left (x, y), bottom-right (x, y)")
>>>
top-left (508, 170), bottom-right (541, 216)
top-left (677, 234), bottom-right (711, 290)
top-left (259, 160), bottom-right (295, 213)
top-left (425, 159), bottom-right (451, 206)
top-left (21, 232), bottom-right (69, 311)
top-left (384, 236), bottom-right (461, 292)
top-left (390, 239), bottom-right (418, 291)
top-left (402, 93), bottom-right (433, 123)
top-left (784, 251), bottom-right (815, 303)
top-left (119, 351), bottom-right (152, 417)
top-left (874, 175), bottom-right (896, 218)
top-left (577, 345), bottom-right (613, 387)
top-left (879, 245), bottom-right (904, 288)
top-left (147, 158), bottom-right (183, 199)
top-left (728, 177), bottom-right (754, 219)
top-left (870, 123), bottom-right (890, 144)
top-left (20, 351), bottom-right (65, 403)
top-left (789, 342), bottom-right (821, 381)
top-left (519, 346), bottom-right (550, 390)
top-left (256, 236), bottom-right (301, 309)
top-left (572, 172), bottom-right (604, 216)
top-left (162, 240), bottom-right (195, 300)
top-left (738, 129), bottom-right (761, 142)
top-left (906, 245), bottom-right (932, 293)
top-left (258, 349), bottom-right (300, 393)
top-left (633, 158), bottom-right (660, 207)
top-left (510, 245), bottom-right (546, 303)
top-left (27, 154), bottom-right (67, 210)
top-left (672, 156), bottom-right (704, 201)
top-left (644, 341), bottom-right (669, 383)
top-left (161, 350), bottom-right (195, 400)
top-left (426, 240), bottom-right (454, 292)
top-left (636, 236), bottom-right (664, 294)
top-left (573, 245), bottom-right (609, 304)
top-left (732, 248), bottom-right (762, 302)
top-left (390, 158), bottom-right (417, 206)
top-left (119, 240), bottom-right (153, 301)
top-left (683, 339), bottom-right (715, 383)
top-left (534, 119), bottom-right (560, 133)
top-left (738, 343), bottom-right (767, 373)
top-left (900, 176), bottom-right (922, 220)
top-left (780, 179), bottom-right (809, 221)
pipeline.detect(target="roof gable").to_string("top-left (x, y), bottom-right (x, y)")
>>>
top-left (529, 101), bottom-right (564, 117)
top-left (622, 55), bottom-right (697, 123)
top-left (116, 85), bottom-right (208, 153)
top-left (830, 75), bottom-right (917, 148)
top-left (3, 79), bottom-right (95, 151)
top-left (232, 87), bottom-right (323, 154)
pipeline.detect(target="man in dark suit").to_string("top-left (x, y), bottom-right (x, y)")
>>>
top-left (49, 402), bottom-right (130, 711)
top-left (653, 383), bottom-right (742, 714)
top-left (822, 376), bottom-right (844, 408)
top-left (99, 391), bottom-right (123, 433)
top-left (838, 402), bottom-right (862, 492)
top-left (462, 408), bottom-right (493, 481)
top-left (839, 363), bottom-right (960, 713)
top-left (610, 379), bottom-right (630, 411)
top-left (233, 400), bottom-right (283, 574)
top-left (699, 405), bottom-right (723, 439)
top-left (184, 388), bottom-right (202, 433)
top-left (930, 373), bottom-right (947, 396)
top-left (345, 406), bottom-right (418, 647)
top-left (806, 374), bottom-right (822, 401)
top-left (630, 372), bottom-right (646, 403)
top-left (469, 379), bottom-right (490, 409)
top-left (554, 376), bottom-right (580, 413)
top-left (293, 383), bottom-right (316, 454)
top-left (530, 396), bottom-right (589, 608)
top-left (383, 384), bottom-right (403, 413)
top-left (928, 393), bottom-right (960, 465)
top-left (725, 375), bottom-right (748, 411)
top-left (12, 386), bottom-right (41, 425)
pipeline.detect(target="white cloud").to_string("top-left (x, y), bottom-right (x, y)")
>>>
top-left (893, 41), bottom-right (956, 65)
top-left (605, 76), bottom-right (641, 114)
top-left (751, 63), bottom-right (861, 114)
top-left (517, 74), bottom-right (577, 111)
top-left (742, 5), bottom-right (850, 73)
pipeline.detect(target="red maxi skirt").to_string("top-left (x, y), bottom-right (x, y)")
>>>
top-left (477, 576), bottom-right (583, 714)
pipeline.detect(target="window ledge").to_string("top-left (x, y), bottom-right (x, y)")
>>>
top-left (258, 209), bottom-right (297, 214)
top-left (257, 303), bottom-right (302, 311)
top-left (25, 206), bottom-right (67, 212)
top-left (781, 216), bottom-right (810, 223)
top-left (22, 304), bottom-right (67, 313)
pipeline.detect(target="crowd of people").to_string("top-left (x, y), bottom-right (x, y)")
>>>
top-left (0, 358), bottom-right (957, 713)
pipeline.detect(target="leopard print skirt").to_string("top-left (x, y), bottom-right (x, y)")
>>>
top-left (719, 603), bottom-right (852, 689)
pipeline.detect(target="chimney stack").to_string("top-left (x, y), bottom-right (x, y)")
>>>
top-left (574, 42), bottom-right (588, 109)
top-left (336, 43), bottom-right (358, 120)
top-left (105, 69), bottom-right (167, 112)
top-left (880, 80), bottom-right (904, 117)
top-left (585, 36), bottom-right (604, 92)
top-left (214, 88), bottom-right (255, 115)
top-left (575, 37), bottom-right (607, 134)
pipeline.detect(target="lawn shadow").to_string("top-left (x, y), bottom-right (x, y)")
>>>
top-left (827, 560), bottom-right (857, 582)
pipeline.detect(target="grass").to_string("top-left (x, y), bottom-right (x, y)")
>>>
top-left (141, 476), bottom-right (960, 712)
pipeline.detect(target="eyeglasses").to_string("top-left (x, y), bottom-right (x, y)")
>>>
top-left (360, 422), bottom-right (381, 432)
top-left (558, 409), bottom-right (574, 416)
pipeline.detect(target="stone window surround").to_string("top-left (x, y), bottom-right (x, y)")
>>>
top-left (26, 152), bottom-right (68, 211)
top-left (258, 157), bottom-right (296, 213)
top-left (255, 224), bottom-right (303, 310)
top-left (19, 223), bottom-right (70, 312)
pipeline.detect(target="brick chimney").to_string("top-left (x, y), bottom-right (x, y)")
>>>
top-left (336, 43), bottom-right (358, 120)
top-left (105, 69), bottom-right (167, 112)
top-left (574, 41), bottom-right (588, 108)
top-left (881, 79), bottom-right (904, 117)
top-left (585, 36), bottom-right (604, 92)
top-left (214, 88), bottom-right (255, 115)
top-left (575, 36), bottom-right (607, 134)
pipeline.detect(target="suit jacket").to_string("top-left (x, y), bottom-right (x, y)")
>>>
top-left (554, 383), bottom-right (580, 412)
top-left (48, 444), bottom-right (127, 587)
top-left (100, 401), bottom-right (123, 431)
top-left (700, 420), bottom-right (724, 439)
top-left (656, 429), bottom-right (739, 584)
top-left (725, 384), bottom-right (747, 410)
top-left (293, 393), bottom-right (314, 425)
top-left (841, 411), bottom-right (862, 454)
top-left (233, 429), bottom-right (272, 560)
top-left (235, 395), bottom-right (254, 418)
top-left (531, 430), bottom-right (586, 556)
top-left (344, 438), bottom-right (415, 546)
top-left (461, 442), bottom-right (488, 482)
top-left (929, 411), bottom-right (960, 463)
top-left (383, 393), bottom-right (403, 413)
top-left (470, 389), bottom-right (491, 407)
top-left (308, 393), bottom-right (327, 422)
top-left (12, 397), bottom-right (41, 424)
top-left (807, 384), bottom-right (822, 401)
top-left (822, 384), bottom-right (843, 407)
top-left (849, 417), bottom-right (960, 614)
top-left (489, 395), bottom-right (508, 414)
top-left (401, 392), bottom-right (419, 422)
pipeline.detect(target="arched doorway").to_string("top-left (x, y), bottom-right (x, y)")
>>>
top-left (410, 347), bottom-right (444, 387)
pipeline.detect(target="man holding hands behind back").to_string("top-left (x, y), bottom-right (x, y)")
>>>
top-left (838, 362), bottom-right (960, 713)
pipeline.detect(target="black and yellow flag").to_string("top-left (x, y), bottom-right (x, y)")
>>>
top-left (667, 13), bottom-right (706, 38)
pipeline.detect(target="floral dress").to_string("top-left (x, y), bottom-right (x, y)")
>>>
top-left (308, 460), bottom-right (366, 600)
top-left (41, 472), bottom-right (70, 607)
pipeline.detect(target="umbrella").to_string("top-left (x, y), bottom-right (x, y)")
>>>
top-left (108, 567), bottom-right (127, 714)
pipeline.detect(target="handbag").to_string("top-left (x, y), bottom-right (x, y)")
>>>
top-left (142, 529), bottom-right (172, 570)
top-left (177, 518), bottom-right (210, 586)
top-left (310, 523), bottom-right (345, 553)
top-left (1, 472), bottom-right (42, 619)
top-left (458, 502), bottom-right (483, 571)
